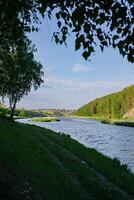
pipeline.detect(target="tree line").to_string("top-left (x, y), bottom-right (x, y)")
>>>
top-left (76, 85), bottom-right (134, 119)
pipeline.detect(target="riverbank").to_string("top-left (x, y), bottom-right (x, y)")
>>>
top-left (101, 119), bottom-right (134, 127)
top-left (0, 119), bottom-right (134, 199)
top-left (72, 115), bottom-right (134, 127)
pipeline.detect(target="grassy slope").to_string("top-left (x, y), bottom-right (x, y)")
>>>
top-left (75, 85), bottom-right (134, 120)
top-left (0, 119), bottom-right (134, 200)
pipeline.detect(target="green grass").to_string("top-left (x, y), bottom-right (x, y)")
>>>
top-left (0, 118), bottom-right (134, 199)
top-left (31, 117), bottom-right (60, 122)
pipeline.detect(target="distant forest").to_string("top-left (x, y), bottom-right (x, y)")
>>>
top-left (76, 85), bottom-right (134, 119)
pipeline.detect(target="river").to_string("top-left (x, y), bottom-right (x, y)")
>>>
top-left (17, 117), bottom-right (134, 173)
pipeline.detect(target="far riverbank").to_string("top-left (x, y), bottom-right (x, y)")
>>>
top-left (71, 115), bottom-right (134, 128)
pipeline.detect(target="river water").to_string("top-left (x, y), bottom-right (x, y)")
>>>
top-left (17, 117), bottom-right (134, 173)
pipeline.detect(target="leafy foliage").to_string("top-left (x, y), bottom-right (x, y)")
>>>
top-left (0, 0), bottom-right (134, 62)
top-left (0, 36), bottom-right (44, 119)
top-left (76, 85), bottom-right (134, 119)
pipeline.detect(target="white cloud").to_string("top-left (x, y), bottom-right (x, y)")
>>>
top-left (72, 64), bottom-right (92, 73)
top-left (16, 75), bottom-right (133, 109)
top-left (44, 75), bottom-right (132, 92)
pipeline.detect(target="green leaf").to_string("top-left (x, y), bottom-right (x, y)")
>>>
top-left (82, 51), bottom-right (90, 60)
top-left (117, 28), bottom-right (122, 34)
top-left (75, 40), bottom-right (81, 51)
top-left (56, 13), bottom-right (60, 20)
top-left (57, 21), bottom-right (61, 28)
top-left (54, 35), bottom-right (59, 44)
top-left (113, 35), bottom-right (119, 40)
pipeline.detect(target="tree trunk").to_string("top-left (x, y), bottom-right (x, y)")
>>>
top-left (10, 107), bottom-right (15, 121)
top-left (9, 100), bottom-right (17, 121)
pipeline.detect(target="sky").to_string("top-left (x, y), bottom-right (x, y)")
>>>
top-left (16, 17), bottom-right (134, 110)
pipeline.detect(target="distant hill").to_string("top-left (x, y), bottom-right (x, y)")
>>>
top-left (75, 85), bottom-right (134, 119)
top-left (33, 109), bottom-right (74, 117)
top-left (0, 106), bottom-right (75, 118)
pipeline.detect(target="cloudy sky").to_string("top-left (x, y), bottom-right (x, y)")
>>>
top-left (16, 18), bottom-right (134, 110)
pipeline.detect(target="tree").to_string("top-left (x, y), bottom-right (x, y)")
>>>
top-left (0, 0), bottom-right (134, 63)
top-left (0, 36), bottom-right (44, 120)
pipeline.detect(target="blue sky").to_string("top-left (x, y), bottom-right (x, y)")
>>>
top-left (17, 18), bottom-right (134, 109)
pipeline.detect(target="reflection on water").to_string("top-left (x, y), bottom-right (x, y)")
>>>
top-left (17, 117), bottom-right (134, 173)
